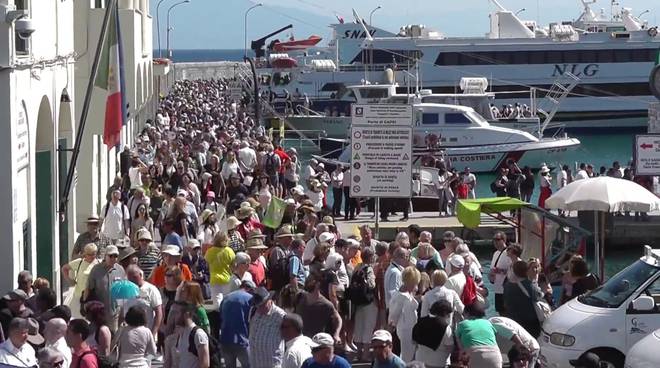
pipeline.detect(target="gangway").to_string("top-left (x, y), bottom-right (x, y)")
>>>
top-left (537, 72), bottom-right (580, 136)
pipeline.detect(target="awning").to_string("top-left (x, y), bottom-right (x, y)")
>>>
top-left (456, 197), bottom-right (528, 229)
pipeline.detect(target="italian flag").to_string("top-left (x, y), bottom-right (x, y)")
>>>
top-left (95, 4), bottom-right (127, 149)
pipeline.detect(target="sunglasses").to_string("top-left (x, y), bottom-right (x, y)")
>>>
top-left (165, 273), bottom-right (175, 277)
top-left (108, 254), bottom-right (119, 258)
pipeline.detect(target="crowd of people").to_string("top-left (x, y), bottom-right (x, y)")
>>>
top-left (0, 77), bottom-right (614, 368)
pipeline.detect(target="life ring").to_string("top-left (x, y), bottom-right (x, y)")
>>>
top-left (649, 27), bottom-right (659, 38)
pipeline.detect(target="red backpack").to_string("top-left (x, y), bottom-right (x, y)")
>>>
top-left (461, 275), bottom-right (478, 306)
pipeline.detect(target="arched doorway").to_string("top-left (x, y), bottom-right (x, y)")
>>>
top-left (35, 96), bottom-right (55, 282)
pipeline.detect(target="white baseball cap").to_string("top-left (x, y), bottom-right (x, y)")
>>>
top-left (309, 333), bottom-right (334, 348)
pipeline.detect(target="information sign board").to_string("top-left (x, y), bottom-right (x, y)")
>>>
top-left (635, 134), bottom-right (660, 175)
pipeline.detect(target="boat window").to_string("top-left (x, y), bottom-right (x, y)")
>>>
top-left (359, 89), bottom-right (389, 99)
top-left (434, 49), bottom-right (657, 66)
top-left (445, 113), bottom-right (471, 124)
top-left (273, 72), bottom-right (291, 86)
top-left (578, 260), bottom-right (659, 308)
top-left (421, 113), bottom-right (440, 125)
top-left (597, 49), bottom-right (613, 63)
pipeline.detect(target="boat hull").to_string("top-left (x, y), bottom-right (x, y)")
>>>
top-left (321, 137), bottom-right (581, 173)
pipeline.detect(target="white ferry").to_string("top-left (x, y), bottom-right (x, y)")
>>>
top-left (255, 0), bottom-right (660, 129)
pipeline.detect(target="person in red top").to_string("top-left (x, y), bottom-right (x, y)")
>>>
top-left (66, 319), bottom-right (98, 368)
top-left (235, 204), bottom-right (264, 241)
top-left (274, 145), bottom-right (291, 196)
top-left (245, 238), bottom-right (268, 287)
top-left (149, 244), bottom-right (193, 288)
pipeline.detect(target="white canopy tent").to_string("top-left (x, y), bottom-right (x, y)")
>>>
top-left (545, 176), bottom-right (660, 277)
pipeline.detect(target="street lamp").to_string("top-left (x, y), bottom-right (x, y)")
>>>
top-left (369, 5), bottom-right (381, 26)
top-left (515, 8), bottom-right (526, 16)
top-left (638, 10), bottom-right (650, 18)
top-left (166, 0), bottom-right (191, 59)
top-left (244, 3), bottom-right (263, 58)
top-left (156, 0), bottom-right (172, 58)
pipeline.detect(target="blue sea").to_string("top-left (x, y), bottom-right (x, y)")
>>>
top-left (157, 49), bottom-right (247, 62)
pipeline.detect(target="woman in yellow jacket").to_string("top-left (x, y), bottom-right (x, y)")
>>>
top-left (205, 232), bottom-right (236, 307)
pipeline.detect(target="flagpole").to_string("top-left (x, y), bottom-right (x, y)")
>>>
top-left (59, 0), bottom-right (118, 216)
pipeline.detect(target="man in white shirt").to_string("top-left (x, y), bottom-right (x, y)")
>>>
top-left (463, 167), bottom-right (477, 199)
top-left (444, 255), bottom-right (467, 297)
top-left (488, 231), bottom-right (512, 316)
top-left (0, 318), bottom-right (38, 367)
top-left (100, 189), bottom-right (131, 242)
top-left (302, 225), bottom-right (331, 265)
top-left (489, 316), bottom-right (540, 368)
top-left (557, 165), bottom-right (568, 190)
top-left (281, 313), bottom-right (313, 368)
top-left (575, 163), bottom-right (589, 180)
top-left (125, 265), bottom-right (163, 337)
top-left (384, 247), bottom-right (410, 307)
top-left (237, 141), bottom-right (257, 175)
top-left (301, 159), bottom-right (317, 185)
top-left (44, 318), bottom-right (72, 368)
top-left (330, 166), bottom-right (344, 218)
top-left (420, 270), bottom-right (464, 323)
top-left (173, 302), bottom-right (210, 368)
top-left (128, 157), bottom-right (148, 190)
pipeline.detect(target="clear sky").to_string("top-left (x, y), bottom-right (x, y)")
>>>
top-left (152, 0), bottom-right (660, 50)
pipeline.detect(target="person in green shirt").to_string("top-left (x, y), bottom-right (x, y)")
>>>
top-left (179, 281), bottom-right (210, 333)
top-left (455, 303), bottom-right (502, 368)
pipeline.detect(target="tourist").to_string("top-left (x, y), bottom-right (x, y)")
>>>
top-left (124, 265), bottom-right (163, 337)
top-left (413, 300), bottom-right (454, 368)
top-left (488, 231), bottom-right (512, 316)
top-left (171, 302), bottom-right (210, 368)
top-left (130, 202), bottom-right (154, 244)
top-left (100, 189), bottom-right (131, 242)
top-left (249, 287), bottom-right (287, 368)
top-left (455, 304), bottom-right (502, 367)
top-left (246, 237), bottom-right (268, 287)
top-left (538, 166), bottom-right (552, 208)
top-left (561, 256), bottom-right (599, 304)
top-left (294, 275), bottom-right (342, 343)
top-left (228, 252), bottom-right (254, 292)
top-left (134, 229), bottom-right (160, 280)
top-left (388, 266), bottom-right (420, 362)
top-left (67, 319), bottom-right (98, 368)
top-left (219, 280), bottom-right (254, 368)
top-left (490, 316), bottom-right (540, 368)
top-left (384, 247), bottom-right (409, 307)
top-left (117, 306), bottom-right (157, 368)
top-left (206, 232), bottom-right (236, 306)
top-left (463, 167), bottom-right (477, 199)
top-left (503, 261), bottom-right (544, 338)
top-left (350, 246), bottom-right (378, 362)
top-left (445, 254), bottom-right (467, 297)
top-left (289, 238), bottom-right (307, 288)
top-left (178, 281), bottom-right (210, 333)
top-left (575, 163), bottom-right (589, 180)
top-left (62, 243), bottom-right (100, 318)
top-left (37, 347), bottom-right (65, 368)
top-left (149, 244), bottom-right (193, 288)
top-left (420, 270), bottom-right (464, 321)
top-left (181, 240), bottom-right (211, 300)
top-left (520, 166), bottom-right (535, 202)
top-left (301, 332), bottom-right (351, 368)
top-left (71, 215), bottom-right (112, 259)
top-left (330, 166), bottom-right (344, 218)
top-left (84, 245), bottom-right (125, 333)
top-left (281, 313), bottom-right (314, 368)
top-left (82, 301), bottom-right (111, 356)
top-left (371, 330), bottom-right (405, 368)
top-left (43, 318), bottom-right (71, 368)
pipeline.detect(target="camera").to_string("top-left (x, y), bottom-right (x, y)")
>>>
top-left (15, 18), bottom-right (35, 39)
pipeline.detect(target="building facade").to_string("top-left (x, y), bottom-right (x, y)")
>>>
top-left (0, 0), bottom-right (76, 292)
top-left (73, 0), bottom-right (154, 239)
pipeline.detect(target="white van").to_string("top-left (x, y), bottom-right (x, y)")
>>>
top-left (624, 328), bottom-right (660, 368)
top-left (539, 246), bottom-right (660, 368)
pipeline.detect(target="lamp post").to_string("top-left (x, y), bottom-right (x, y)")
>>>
top-left (244, 3), bottom-right (263, 58)
top-left (156, 0), bottom-right (171, 58)
top-left (515, 8), bottom-right (526, 16)
top-left (369, 5), bottom-right (381, 26)
top-left (166, 0), bottom-right (190, 59)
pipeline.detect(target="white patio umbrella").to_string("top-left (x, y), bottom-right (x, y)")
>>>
top-left (545, 176), bottom-right (660, 277)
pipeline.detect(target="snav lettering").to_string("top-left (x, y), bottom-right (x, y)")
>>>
top-left (342, 29), bottom-right (377, 39)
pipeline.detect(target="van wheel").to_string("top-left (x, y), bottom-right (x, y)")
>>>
top-left (591, 349), bottom-right (625, 368)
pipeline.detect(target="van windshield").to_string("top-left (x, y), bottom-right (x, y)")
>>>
top-left (578, 260), bottom-right (659, 308)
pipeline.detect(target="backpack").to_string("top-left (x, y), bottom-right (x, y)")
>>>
top-left (517, 282), bottom-right (552, 324)
top-left (489, 180), bottom-right (498, 194)
top-left (188, 326), bottom-right (222, 368)
top-left (79, 350), bottom-right (116, 368)
top-left (267, 249), bottom-right (291, 291)
top-left (346, 264), bottom-right (375, 306)
top-left (461, 275), bottom-right (478, 307)
top-left (265, 153), bottom-right (280, 176)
